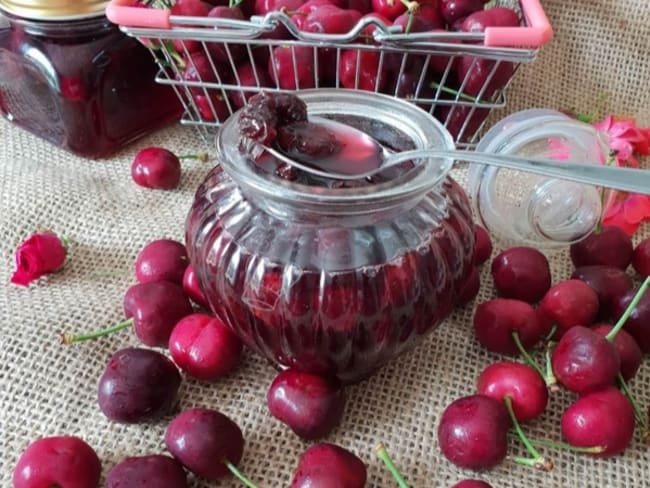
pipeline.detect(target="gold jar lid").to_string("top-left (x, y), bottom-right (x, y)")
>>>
top-left (0, 0), bottom-right (110, 20)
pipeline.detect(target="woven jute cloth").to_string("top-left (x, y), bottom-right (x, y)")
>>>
top-left (1, 1), bottom-right (650, 487)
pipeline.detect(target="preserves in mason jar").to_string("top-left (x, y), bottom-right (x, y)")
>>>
top-left (0, 8), bottom-right (182, 158)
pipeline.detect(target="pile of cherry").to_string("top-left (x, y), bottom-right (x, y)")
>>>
top-left (11, 232), bottom-right (479, 488)
top-left (146, 0), bottom-right (519, 141)
top-left (438, 225), bottom-right (650, 475)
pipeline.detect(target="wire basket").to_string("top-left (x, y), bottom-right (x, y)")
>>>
top-left (107, 0), bottom-right (552, 147)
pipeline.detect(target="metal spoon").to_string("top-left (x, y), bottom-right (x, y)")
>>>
top-left (260, 118), bottom-right (650, 195)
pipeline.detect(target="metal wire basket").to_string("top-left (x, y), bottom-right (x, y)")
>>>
top-left (107, 0), bottom-right (552, 147)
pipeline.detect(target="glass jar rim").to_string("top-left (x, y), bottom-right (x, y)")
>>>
top-left (0, 0), bottom-right (108, 21)
top-left (216, 89), bottom-right (455, 215)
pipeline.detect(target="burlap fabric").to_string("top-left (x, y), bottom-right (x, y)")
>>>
top-left (1, 1), bottom-right (650, 486)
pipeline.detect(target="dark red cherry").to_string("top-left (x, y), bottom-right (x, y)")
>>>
top-left (490, 247), bottom-right (551, 303)
top-left (570, 226), bottom-right (634, 270)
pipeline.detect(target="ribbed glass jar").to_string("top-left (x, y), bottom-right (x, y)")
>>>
top-left (186, 90), bottom-right (476, 383)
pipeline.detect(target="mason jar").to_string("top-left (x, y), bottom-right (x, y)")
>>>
top-left (467, 109), bottom-right (609, 247)
top-left (185, 89), bottom-right (476, 383)
top-left (0, 0), bottom-right (182, 158)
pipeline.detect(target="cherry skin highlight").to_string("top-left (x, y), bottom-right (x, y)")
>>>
top-left (570, 226), bottom-right (633, 270)
top-left (267, 369), bottom-right (346, 439)
top-left (592, 324), bottom-right (643, 381)
top-left (437, 394), bottom-right (510, 471)
top-left (561, 387), bottom-right (634, 457)
top-left (538, 279), bottom-right (599, 336)
top-left (477, 361), bottom-right (548, 422)
top-left (473, 298), bottom-right (546, 355)
top-left (13, 436), bottom-right (101, 488)
top-left (98, 347), bottom-right (181, 423)
top-left (551, 326), bottom-right (620, 395)
top-left (165, 408), bottom-right (244, 481)
top-left (135, 238), bottom-right (188, 285)
top-left (106, 455), bottom-right (188, 488)
top-left (290, 443), bottom-right (367, 488)
top-left (131, 147), bottom-right (182, 190)
top-left (490, 247), bottom-right (551, 303)
top-left (169, 313), bottom-right (242, 381)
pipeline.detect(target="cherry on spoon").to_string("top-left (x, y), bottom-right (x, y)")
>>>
top-left (259, 117), bottom-right (650, 194)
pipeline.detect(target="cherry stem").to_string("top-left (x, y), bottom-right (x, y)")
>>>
top-left (606, 276), bottom-right (650, 342)
top-left (504, 396), bottom-right (553, 471)
top-left (529, 438), bottom-right (605, 454)
top-left (542, 324), bottom-right (558, 345)
top-left (429, 81), bottom-right (480, 103)
top-left (511, 331), bottom-right (545, 379)
top-left (543, 343), bottom-right (558, 391)
top-left (226, 461), bottom-right (260, 488)
top-left (618, 373), bottom-right (650, 435)
top-left (178, 153), bottom-right (209, 162)
top-left (60, 318), bottom-right (133, 345)
top-left (376, 443), bottom-right (410, 488)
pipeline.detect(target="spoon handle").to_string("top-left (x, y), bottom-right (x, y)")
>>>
top-left (391, 149), bottom-right (650, 195)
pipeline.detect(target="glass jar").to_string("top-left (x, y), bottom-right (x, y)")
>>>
top-left (186, 90), bottom-right (476, 383)
top-left (468, 109), bottom-right (610, 247)
top-left (0, 1), bottom-right (182, 158)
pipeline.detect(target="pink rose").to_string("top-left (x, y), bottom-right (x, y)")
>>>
top-left (11, 232), bottom-right (67, 286)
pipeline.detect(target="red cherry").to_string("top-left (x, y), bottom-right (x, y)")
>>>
top-left (570, 226), bottom-right (634, 270)
top-left (561, 387), bottom-right (634, 457)
top-left (13, 436), bottom-right (101, 488)
top-left (267, 369), bottom-right (346, 439)
top-left (451, 481), bottom-right (493, 488)
top-left (437, 394), bottom-right (510, 471)
top-left (165, 408), bottom-right (244, 480)
top-left (551, 326), bottom-right (620, 395)
top-left (135, 238), bottom-right (188, 285)
top-left (169, 313), bottom-right (243, 381)
top-left (592, 324), bottom-right (642, 381)
top-left (268, 46), bottom-right (316, 89)
top-left (290, 443), bottom-right (367, 488)
top-left (440, 0), bottom-right (487, 25)
top-left (339, 49), bottom-right (385, 91)
top-left (477, 361), bottom-right (548, 422)
top-left (632, 237), bottom-right (650, 276)
top-left (371, 0), bottom-right (406, 20)
top-left (123, 281), bottom-right (194, 347)
top-left (611, 289), bottom-right (650, 353)
top-left (183, 264), bottom-right (210, 309)
top-left (131, 147), bottom-right (181, 190)
top-left (571, 265), bottom-right (633, 320)
top-left (538, 279), bottom-right (599, 337)
top-left (490, 246), bottom-right (551, 303)
top-left (171, 0), bottom-right (212, 53)
top-left (473, 298), bottom-right (546, 355)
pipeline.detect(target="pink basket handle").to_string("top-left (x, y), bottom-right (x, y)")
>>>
top-left (106, 0), bottom-right (553, 47)
top-left (485, 0), bottom-right (553, 47)
top-left (106, 0), bottom-right (171, 29)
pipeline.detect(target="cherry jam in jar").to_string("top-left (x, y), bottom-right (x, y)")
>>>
top-left (186, 90), bottom-right (476, 383)
top-left (0, 1), bottom-right (182, 158)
